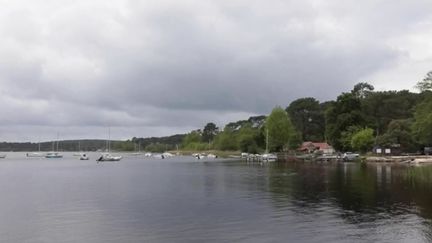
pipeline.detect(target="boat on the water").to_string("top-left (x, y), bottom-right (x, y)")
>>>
top-left (80, 153), bottom-right (90, 160)
top-left (45, 152), bottom-right (63, 158)
top-left (144, 152), bottom-right (152, 157)
top-left (97, 153), bottom-right (122, 162)
top-left (0, 154), bottom-right (6, 159)
top-left (26, 152), bottom-right (44, 158)
top-left (97, 127), bottom-right (122, 162)
top-left (261, 129), bottom-right (277, 162)
top-left (27, 141), bottom-right (44, 157)
top-left (207, 153), bottom-right (217, 159)
top-left (131, 142), bottom-right (143, 156)
top-left (262, 153), bottom-right (277, 162)
top-left (46, 134), bottom-right (63, 158)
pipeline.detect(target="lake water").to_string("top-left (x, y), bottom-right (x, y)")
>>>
top-left (0, 153), bottom-right (431, 242)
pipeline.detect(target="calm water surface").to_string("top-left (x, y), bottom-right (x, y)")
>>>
top-left (0, 153), bottom-right (431, 242)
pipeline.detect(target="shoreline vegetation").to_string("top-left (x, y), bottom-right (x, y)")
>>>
top-left (2, 73), bottom-right (432, 162)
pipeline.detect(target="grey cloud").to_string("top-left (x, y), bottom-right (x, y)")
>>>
top-left (0, 0), bottom-right (431, 141)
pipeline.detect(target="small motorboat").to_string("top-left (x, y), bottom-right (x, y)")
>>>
top-left (45, 152), bottom-right (63, 158)
top-left (144, 152), bottom-right (152, 157)
top-left (207, 154), bottom-right (217, 159)
top-left (162, 152), bottom-right (174, 158)
top-left (80, 153), bottom-right (90, 160)
top-left (262, 153), bottom-right (277, 162)
top-left (26, 152), bottom-right (44, 158)
top-left (97, 153), bottom-right (122, 162)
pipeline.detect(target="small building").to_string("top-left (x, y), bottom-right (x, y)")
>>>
top-left (374, 144), bottom-right (401, 155)
top-left (299, 142), bottom-right (335, 154)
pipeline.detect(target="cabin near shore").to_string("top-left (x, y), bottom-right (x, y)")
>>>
top-left (298, 142), bottom-right (335, 154)
top-left (373, 144), bottom-right (402, 156)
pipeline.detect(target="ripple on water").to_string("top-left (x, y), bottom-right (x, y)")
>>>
top-left (0, 157), bottom-right (431, 242)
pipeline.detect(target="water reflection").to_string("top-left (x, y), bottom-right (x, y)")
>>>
top-left (0, 156), bottom-right (432, 242)
top-left (242, 161), bottom-right (432, 242)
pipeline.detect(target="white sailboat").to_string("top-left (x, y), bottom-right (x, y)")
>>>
top-left (45, 151), bottom-right (63, 158)
top-left (27, 141), bottom-right (44, 157)
top-left (262, 129), bottom-right (277, 162)
top-left (73, 141), bottom-right (82, 156)
top-left (131, 142), bottom-right (143, 156)
top-left (97, 127), bottom-right (122, 162)
top-left (45, 134), bottom-right (63, 158)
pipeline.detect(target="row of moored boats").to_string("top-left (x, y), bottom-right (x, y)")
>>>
top-left (25, 152), bottom-right (122, 161)
top-left (0, 151), bottom-right (223, 161)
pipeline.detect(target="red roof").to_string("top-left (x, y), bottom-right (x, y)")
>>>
top-left (299, 142), bottom-right (332, 151)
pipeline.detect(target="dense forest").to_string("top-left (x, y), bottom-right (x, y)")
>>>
top-left (180, 71), bottom-right (432, 154)
top-left (2, 72), bottom-right (432, 154)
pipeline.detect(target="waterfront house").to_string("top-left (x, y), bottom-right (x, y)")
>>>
top-left (299, 142), bottom-right (335, 154)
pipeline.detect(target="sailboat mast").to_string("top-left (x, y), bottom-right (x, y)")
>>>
top-left (266, 128), bottom-right (269, 153)
top-left (108, 127), bottom-right (111, 152)
top-left (56, 132), bottom-right (59, 152)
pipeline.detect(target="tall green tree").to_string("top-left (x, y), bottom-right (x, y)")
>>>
top-left (265, 106), bottom-right (298, 152)
top-left (286, 97), bottom-right (325, 142)
top-left (237, 125), bottom-right (259, 153)
top-left (352, 82), bottom-right (374, 99)
top-left (376, 119), bottom-right (417, 152)
top-left (182, 130), bottom-right (206, 150)
top-left (412, 97), bottom-right (432, 146)
top-left (340, 125), bottom-right (361, 151)
top-left (351, 128), bottom-right (374, 153)
top-left (325, 92), bottom-right (364, 150)
top-left (362, 90), bottom-right (419, 136)
top-left (202, 122), bottom-right (219, 143)
top-left (416, 71), bottom-right (432, 92)
top-left (213, 130), bottom-right (238, 151)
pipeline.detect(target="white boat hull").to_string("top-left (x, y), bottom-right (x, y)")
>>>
top-left (97, 153), bottom-right (122, 162)
top-left (45, 152), bottom-right (63, 158)
top-left (26, 152), bottom-right (44, 158)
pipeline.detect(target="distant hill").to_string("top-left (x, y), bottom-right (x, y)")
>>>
top-left (132, 134), bottom-right (186, 148)
top-left (0, 134), bottom-right (187, 152)
top-left (0, 140), bottom-right (112, 152)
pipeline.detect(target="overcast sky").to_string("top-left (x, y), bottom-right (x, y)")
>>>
top-left (0, 0), bottom-right (431, 142)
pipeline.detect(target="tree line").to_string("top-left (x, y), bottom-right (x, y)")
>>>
top-left (1, 72), bottom-right (432, 154)
top-left (181, 71), bottom-right (432, 154)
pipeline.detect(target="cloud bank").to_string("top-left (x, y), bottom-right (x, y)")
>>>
top-left (0, 0), bottom-right (431, 141)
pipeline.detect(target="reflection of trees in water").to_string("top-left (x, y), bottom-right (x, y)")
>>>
top-left (264, 162), bottom-right (432, 222)
top-left (401, 166), bottom-right (432, 219)
top-left (331, 164), bottom-right (380, 211)
top-left (267, 162), bottom-right (331, 211)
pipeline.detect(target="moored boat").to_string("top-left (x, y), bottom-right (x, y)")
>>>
top-left (45, 152), bottom-right (63, 158)
top-left (26, 152), bottom-right (44, 158)
top-left (80, 153), bottom-right (90, 160)
top-left (262, 153), bottom-right (277, 162)
top-left (97, 153), bottom-right (122, 162)
top-left (97, 127), bottom-right (122, 163)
